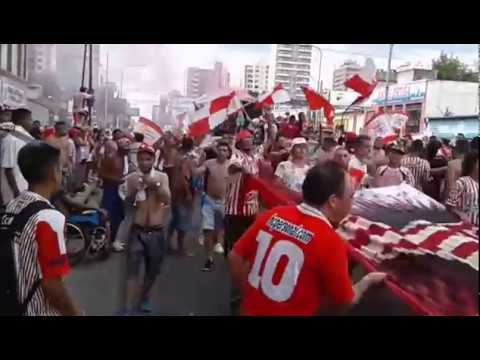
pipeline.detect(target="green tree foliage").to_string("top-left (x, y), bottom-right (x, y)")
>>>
top-left (432, 52), bottom-right (477, 82)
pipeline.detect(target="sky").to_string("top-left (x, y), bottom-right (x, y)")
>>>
top-left (100, 44), bottom-right (478, 118)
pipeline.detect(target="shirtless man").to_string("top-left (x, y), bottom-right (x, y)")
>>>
top-left (45, 121), bottom-right (75, 189)
top-left (158, 132), bottom-right (179, 191)
top-left (168, 137), bottom-right (197, 256)
top-left (120, 144), bottom-right (171, 314)
top-left (99, 133), bottom-right (130, 251)
top-left (192, 141), bottom-right (231, 271)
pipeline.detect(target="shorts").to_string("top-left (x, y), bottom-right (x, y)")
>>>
top-left (127, 225), bottom-right (165, 281)
top-left (201, 195), bottom-right (225, 231)
top-left (169, 203), bottom-right (193, 233)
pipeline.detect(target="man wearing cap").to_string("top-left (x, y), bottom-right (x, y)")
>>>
top-left (119, 143), bottom-right (171, 314)
top-left (224, 130), bottom-right (263, 313)
top-left (373, 141), bottom-right (415, 188)
top-left (274, 137), bottom-right (311, 193)
top-left (1, 108), bottom-right (34, 206)
top-left (224, 130), bottom-right (262, 252)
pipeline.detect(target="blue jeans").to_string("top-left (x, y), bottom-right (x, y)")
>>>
top-left (101, 182), bottom-right (124, 241)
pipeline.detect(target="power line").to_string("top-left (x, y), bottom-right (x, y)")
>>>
top-left (318, 46), bottom-right (404, 60)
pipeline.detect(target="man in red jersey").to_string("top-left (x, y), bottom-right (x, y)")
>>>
top-left (228, 161), bottom-right (385, 316)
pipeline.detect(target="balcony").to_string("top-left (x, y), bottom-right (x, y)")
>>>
top-left (278, 45), bottom-right (293, 51)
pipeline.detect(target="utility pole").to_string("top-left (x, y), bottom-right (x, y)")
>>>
top-left (104, 52), bottom-right (109, 127)
top-left (120, 70), bottom-right (124, 98)
top-left (88, 44), bottom-right (93, 126)
top-left (384, 44), bottom-right (394, 113)
top-left (81, 44), bottom-right (87, 89)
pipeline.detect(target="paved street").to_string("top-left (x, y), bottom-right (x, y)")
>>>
top-left (66, 241), bottom-right (231, 316)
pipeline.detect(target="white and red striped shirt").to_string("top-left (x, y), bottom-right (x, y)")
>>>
top-left (225, 150), bottom-right (260, 216)
top-left (6, 191), bottom-right (70, 316)
top-left (446, 176), bottom-right (479, 226)
top-left (401, 155), bottom-right (431, 191)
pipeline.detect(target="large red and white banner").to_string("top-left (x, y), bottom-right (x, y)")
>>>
top-left (256, 84), bottom-right (291, 109)
top-left (364, 112), bottom-right (408, 143)
top-left (188, 91), bottom-right (241, 138)
top-left (133, 117), bottom-right (163, 146)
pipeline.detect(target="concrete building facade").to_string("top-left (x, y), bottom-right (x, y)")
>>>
top-left (332, 60), bottom-right (362, 91)
top-left (272, 44), bottom-right (321, 102)
top-left (243, 63), bottom-right (270, 94)
top-left (27, 44), bottom-right (56, 75)
top-left (185, 62), bottom-right (230, 98)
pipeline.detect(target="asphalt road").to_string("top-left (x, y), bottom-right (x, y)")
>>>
top-left (66, 240), bottom-right (232, 316)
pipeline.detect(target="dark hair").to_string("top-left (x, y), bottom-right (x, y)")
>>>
top-left (454, 139), bottom-right (470, 158)
top-left (80, 86), bottom-right (87, 92)
top-left (354, 134), bottom-right (370, 148)
top-left (113, 129), bottom-right (122, 135)
top-left (204, 147), bottom-right (218, 160)
top-left (441, 138), bottom-right (450, 146)
top-left (462, 151), bottom-right (478, 177)
top-left (289, 115), bottom-right (296, 122)
top-left (470, 136), bottom-right (479, 153)
top-left (181, 137), bottom-right (194, 152)
top-left (11, 109), bottom-right (32, 124)
top-left (33, 120), bottom-right (41, 126)
top-left (322, 137), bottom-right (337, 151)
top-left (426, 139), bottom-right (442, 161)
top-left (217, 140), bottom-right (232, 158)
top-left (133, 132), bottom-right (144, 142)
top-left (54, 121), bottom-right (66, 128)
top-left (302, 161), bottom-right (346, 207)
top-left (18, 142), bottom-right (60, 185)
top-left (409, 139), bottom-right (424, 155)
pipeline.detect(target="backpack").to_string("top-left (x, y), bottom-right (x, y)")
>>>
top-left (0, 200), bottom-right (52, 316)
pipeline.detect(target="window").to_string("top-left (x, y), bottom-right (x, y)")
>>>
top-left (11, 44), bottom-right (19, 76)
top-left (0, 44), bottom-right (7, 70)
top-left (405, 104), bottom-right (422, 133)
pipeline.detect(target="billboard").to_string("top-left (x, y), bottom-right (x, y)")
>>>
top-left (370, 81), bottom-right (427, 105)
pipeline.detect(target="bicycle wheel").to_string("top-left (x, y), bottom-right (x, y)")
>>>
top-left (65, 223), bottom-right (88, 266)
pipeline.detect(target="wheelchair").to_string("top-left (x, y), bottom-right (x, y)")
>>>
top-left (65, 209), bottom-right (112, 265)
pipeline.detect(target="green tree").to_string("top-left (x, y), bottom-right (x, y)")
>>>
top-left (432, 52), bottom-right (477, 82)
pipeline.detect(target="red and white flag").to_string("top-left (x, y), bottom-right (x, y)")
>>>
top-left (133, 117), bottom-right (163, 146)
top-left (188, 91), bottom-right (240, 138)
top-left (301, 86), bottom-right (335, 126)
top-left (344, 58), bottom-right (377, 104)
top-left (256, 84), bottom-right (290, 109)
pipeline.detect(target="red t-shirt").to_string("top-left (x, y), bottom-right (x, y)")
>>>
top-left (233, 204), bottom-right (354, 316)
top-left (280, 123), bottom-right (301, 139)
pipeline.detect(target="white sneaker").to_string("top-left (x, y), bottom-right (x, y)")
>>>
top-left (214, 243), bottom-right (224, 254)
top-left (112, 241), bottom-right (125, 252)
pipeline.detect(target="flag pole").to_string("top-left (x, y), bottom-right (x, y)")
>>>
top-left (384, 44), bottom-right (394, 113)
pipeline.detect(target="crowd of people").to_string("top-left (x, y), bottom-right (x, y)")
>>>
top-left (0, 104), bottom-right (478, 316)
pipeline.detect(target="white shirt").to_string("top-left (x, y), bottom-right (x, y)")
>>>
top-left (1, 127), bottom-right (33, 204)
top-left (275, 160), bottom-right (311, 193)
top-left (348, 155), bottom-right (369, 187)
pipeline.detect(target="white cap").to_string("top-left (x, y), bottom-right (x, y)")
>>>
top-left (291, 137), bottom-right (307, 147)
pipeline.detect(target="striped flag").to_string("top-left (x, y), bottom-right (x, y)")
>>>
top-left (133, 117), bottom-right (163, 146)
top-left (188, 91), bottom-right (241, 138)
top-left (256, 84), bottom-right (290, 109)
top-left (345, 58), bottom-right (377, 105)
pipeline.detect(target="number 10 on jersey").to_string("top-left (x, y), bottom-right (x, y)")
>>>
top-left (248, 230), bottom-right (305, 302)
